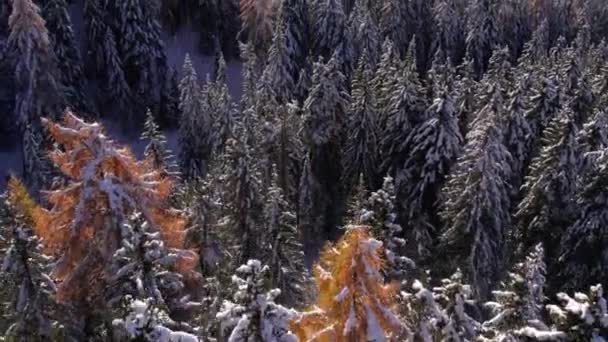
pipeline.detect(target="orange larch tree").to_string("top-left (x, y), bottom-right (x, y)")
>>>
top-left (291, 226), bottom-right (409, 341)
top-left (26, 111), bottom-right (197, 307)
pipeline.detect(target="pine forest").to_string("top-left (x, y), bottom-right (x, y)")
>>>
top-left (3, 0), bottom-right (608, 340)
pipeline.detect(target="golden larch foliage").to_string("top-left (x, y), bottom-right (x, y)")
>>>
top-left (291, 226), bottom-right (408, 341)
top-left (28, 111), bottom-right (195, 303)
top-left (7, 176), bottom-right (41, 226)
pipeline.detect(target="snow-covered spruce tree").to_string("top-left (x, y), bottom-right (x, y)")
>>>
top-left (465, 0), bottom-right (500, 78)
top-left (100, 26), bottom-right (132, 113)
top-left (262, 174), bottom-right (308, 308)
top-left (264, 103), bottom-right (304, 207)
top-left (240, 42), bottom-right (260, 112)
top-left (178, 55), bottom-right (214, 180)
top-left (401, 270), bottom-right (482, 341)
top-left (107, 213), bottom-right (200, 336)
top-left (209, 54), bottom-right (234, 153)
top-left (380, 39), bottom-right (427, 177)
top-left (141, 109), bottom-right (177, 177)
top-left (525, 71), bottom-right (562, 149)
top-left (277, 0), bottom-right (309, 84)
top-left (497, 0), bottom-right (532, 62)
top-left (504, 76), bottom-right (534, 191)
top-left (0, 178), bottom-right (65, 340)
top-left (546, 284), bottom-right (608, 341)
top-left (519, 20), bottom-right (550, 67)
top-left (83, 0), bottom-right (107, 76)
top-left (347, 0), bottom-right (381, 66)
top-left (310, 0), bottom-right (346, 59)
top-left (576, 109), bottom-right (608, 173)
top-left (453, 56), bottom-right (479, 136)
top-left (557, 148), bottom-right (608, 291)
top-left (239, 0), bottom-right (274, 57)
top-left (8, 0), bottom-right (61, 191)
top-left (398, 84), bottom-right (463, 262)
top-left (432, 0), bottom-right (466, 66)
top-left (112, 297), bottom-right (199, 341)
top-left (440, 86), bottom-right (512, 299)
top-left (291, 227), bottom-right (409, 341)
top-left (217, 259), bottom-right (297, 342)
top-left (219, 121), bottom-right (265, 266)
top-left (342, 55), bottom-right (379, 191)
top-left (359, 175), bottom-right (414, 281)
top-left (115, 0), bottom-right (167, 120)
top-left (302, 56), bottom-right (349, 239)
top-left (373, 39), bottom-right (401, 134)
top-left (480, 244), bottom-right (566, 341)
top-left (42, 0), bottom-right (89, 115)
top-left (378, 0), bottom-right (410, 57)
top-left (28, 113), bottom-right (199, 335)
top-left (262, 15), bottom-right (296, 105)
top-left (515, 107), bottom-right (580, 268)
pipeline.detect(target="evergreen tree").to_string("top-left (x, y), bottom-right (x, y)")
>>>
top-left (159, 67), bottom-right (180, 127)
top-left (311, 0), bottom-right (346, 59)
top-left (291, 227), bottom-right (409, 341)
top-left (342, 56), bottom-right (379, 190)
top-left (216, 259), bottom-right (297, 342)
top-left (558, 148), bottom-right (608, 290)
top-left (373, 39), bottom-right (401, 134)
top-left (100, 27), bottom-right (132, 113)
top-left (83, 0), bottom-right (107, 76)
top-left (440, 87), bottom-right (512, 299)
top-left (262, 176), bottom-right (308, 308)
top-left (546, 284), bottom-right (608, 341)
top-left (497, 0), bottom-right (532, 62)
top-left (359, 176), bottom-right (413, 281)
top-left (277, 0), bottom-right (309, 83)
top-left (399, 85), bottom-right (463, 262)
top-left (381, 39), bottom-right (427, 179)
top-left (480, 244), bottom-right (563, 341)
top-left (115, 0), bottom-right (167, 120)
top-left (432, 0), bottom-right (466, 66)
top-left (43, 0), bottom-right (89, 114)
top-left (465, 0), bottom-right (500, 78)
top-left (141, 110), bottom-right (176, 177)
top-left (347, 0), bottom-right (380, 66)
top-left (379, 0), bottom-right (410, 57)
top-left (302, 56), bottom-right (349, 240)
top-left (0, 178), bottom-right (66, 340)
top-left (178, 55), bottom-right (214, 180)
top-left (238, 0), bottom-right (274, 56)
top-left (576, 109), bottom-right (608, 173)
top-left (516, 107), bottom-right (580, 268)
top-left (262, 17), bottom-right (296, 104)
top-left (8, 0), bottom-right (61, 191)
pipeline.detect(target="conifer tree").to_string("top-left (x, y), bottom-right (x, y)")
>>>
top-left (43, 0), bottom-right (88, 114)
top-left (217, 259), bottom-right (297, 342)
top-left (342, 56), bottom-right (379, 191)
top-left (359, 176), bottom-right (413, 281)
top-left (8, 0), bottom-right (61, 191)
top-left (27, 113), bottom-right (198, 334)
top-left (432, 0), bottom-right (466, 66)
top-left (101, 27), bottom-right (132, 113)
top-left (263, 175), bottom-right (308, 308)
top-left (178, 55), bottom-right (214, 180)
top-left (558, 148), bottom-right (608, 290)
top-left (465, 0), bottom-right (500, 78)
top-left (262, 17), bottom-right (296, 105)
top-left (302, 56), bottom-right (349, 239)
top-left (373, 39), bottom-right (401, 135)
top-left (115, 0), bottom-right (167, 120)
top-left (141, 110), bottom-right (176, 177)
top-left (480, 244), bottom-right (564, 341)
top-left (399, 84), bottom-right (463, 262)
top-left (381, 39), bottom-right (427, 179)
top-left (311, 0), bottom-right (346, 59)
top-left (379, 0), bottom-right (410, 57)
top-left (83, 0), bottom-right (107, 76)
top-left (277, 0), bottom-right (309, 83)
top-left (239, 0), bottom-right (274, 56)
top-left (291, 227), bottom-right (408, 341)
top-left (0, 178), bottom-right (65, 340)
top-left (440, 87), bottom-right (512, 299)
top-left (159, 67), bottom-right (180, 127)
top-left (504, 77), bottom-right (534, 189)
top-left (516, 107), bottom-right (580, 267)
top-left (347, 0), bottom-right (380, 66)
top-left (576, 109), bottom-right (608, 173)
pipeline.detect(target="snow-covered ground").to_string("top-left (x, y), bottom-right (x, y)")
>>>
top-left (0, 1), bottom-right (243, 190)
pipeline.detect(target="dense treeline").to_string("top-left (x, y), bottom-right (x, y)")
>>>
top-left (3, 0), bottom-right (608, 340)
